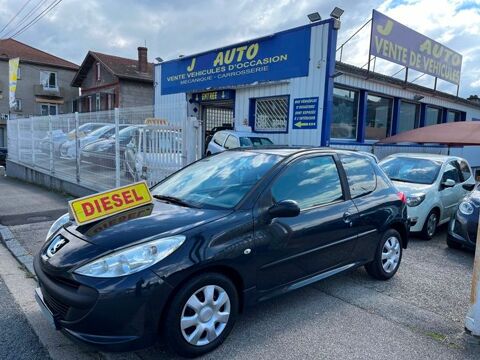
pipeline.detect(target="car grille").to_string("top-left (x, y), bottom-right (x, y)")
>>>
top-left (42, 286), bottom-right (70, 319)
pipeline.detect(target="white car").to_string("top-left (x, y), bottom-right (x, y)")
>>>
top-left (380, 153), bottom-right (476, 239)
top-left (206, 130), bottom-right (273, 155)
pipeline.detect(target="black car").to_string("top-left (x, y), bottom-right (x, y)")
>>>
top-left (34, 148), bottom-right (409, 357)
top-left (81, 126), bottom-right (139, 167)
top-left (447, 184), bottom-right (479, 250)
top-left (0, 147), bottom-right (6, 167)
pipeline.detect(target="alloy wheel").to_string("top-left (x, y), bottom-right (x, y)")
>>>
top-left (180, 285), bottom-right (231, 346)
top-left (381, 236), bottom-right (401, 273)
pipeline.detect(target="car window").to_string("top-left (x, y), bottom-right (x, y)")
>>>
top-left (340, 154), bottom-right (376, 198)
top-left (240, 137), bottom-right (273, 147)
top-left (224, 135), bottom-right (240, 149)
top-left (271, 156), bottom-right (343, 210)
top-left (442, 161), bottom-right (462, 183)
top-left (458, 160), bottom-right (471, 182)
top-left (213, 132), bottom-right (228, 146)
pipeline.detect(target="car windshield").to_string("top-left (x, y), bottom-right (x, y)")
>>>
top-left (151, 151), bottom-right (282, 209)
top-left (240, 137), bottom-right (273, 147)
top-left (88, 125), bottom-right (112, 137)
top-left (380, 157), bottom-right (442, 185)
top-left (111, 126), bottom-right (135, 140)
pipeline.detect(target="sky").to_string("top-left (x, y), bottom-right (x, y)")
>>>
top-left (0, 0), bottom-right (478, 97)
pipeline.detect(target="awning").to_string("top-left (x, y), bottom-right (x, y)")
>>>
top-left (377, 121), bottom-right (480, 146)
top-left (35, 97), bottom-right (64, 105)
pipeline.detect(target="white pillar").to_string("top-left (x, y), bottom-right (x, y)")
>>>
top-left (465, 217), bottom-right (480, 336)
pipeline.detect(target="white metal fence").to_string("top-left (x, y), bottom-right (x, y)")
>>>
top-left (7, 105), bottom-right (202, 191)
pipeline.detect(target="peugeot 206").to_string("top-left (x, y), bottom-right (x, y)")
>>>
top-left (34, 148), bottom-right (409, 357)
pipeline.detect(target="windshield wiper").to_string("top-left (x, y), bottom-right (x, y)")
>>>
top-left (152, 194), bottom-right (198, 208)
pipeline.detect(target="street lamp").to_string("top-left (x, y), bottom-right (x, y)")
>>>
top-left (330, 7), bottom-right (344, 20)
top-left (307, 12), bottom-right (322, 22)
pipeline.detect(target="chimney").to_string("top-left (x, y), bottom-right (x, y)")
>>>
top-left (137, 46), bottom-right (148, 73)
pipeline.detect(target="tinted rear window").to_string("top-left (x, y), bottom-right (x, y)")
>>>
top-left (340, 154), bottom-right (376, 198)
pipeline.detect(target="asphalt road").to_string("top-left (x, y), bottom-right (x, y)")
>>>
top-left (0, 278), bottom-right (50, 360)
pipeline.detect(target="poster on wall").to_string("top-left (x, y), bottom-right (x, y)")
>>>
top-left (161, 26), bottom-right (312, 95)
top-left (370, 10), bottom-right (462, 85)
top-left (9, 57), bottom-right (19, 109)
top-left (292, 97), bottom-right (319, 129)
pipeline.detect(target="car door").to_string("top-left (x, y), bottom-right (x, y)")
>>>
top-left (439, 161), bottom-right (463, 221)
top-left (253, 154), bottom-right (360, 293)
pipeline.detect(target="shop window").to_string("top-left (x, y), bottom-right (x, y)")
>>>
top-left (397, 101), bottom-right (419, 134)
top-left (365, 94), bottom-right (392, 140)
top-left (40, 71), bottom-right (57, 89)
top-left (252, 96), bottom-right (289, 133)
top-left (332, 87), bottom-right (358, 140)
top-left (446, 110), bottom-right (460, 123)
top-left (425, 106), bottom-right (442, 126)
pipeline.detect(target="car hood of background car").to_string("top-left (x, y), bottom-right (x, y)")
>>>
top-left (391, 181), bottom-right (432, 195)
top-left (65, 201), bottom-right (232, 250)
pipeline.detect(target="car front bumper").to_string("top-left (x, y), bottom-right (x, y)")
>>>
top-left (447, 215), bottom-right (477, 250)
top-left (33, 254), bottom-right (174, 352)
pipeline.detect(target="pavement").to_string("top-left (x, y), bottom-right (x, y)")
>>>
top-left (1, 174), bottom-right (480, 359)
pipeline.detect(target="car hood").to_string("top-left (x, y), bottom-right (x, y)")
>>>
top-left (64, 201), bottom-right (231, 250)
top-left (391, 181), bottom-right (432, 195)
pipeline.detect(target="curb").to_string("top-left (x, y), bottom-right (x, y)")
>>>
top-left (0, 224), bottom-right (35, 277)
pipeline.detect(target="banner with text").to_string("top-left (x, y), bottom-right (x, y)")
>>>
top-left (370, 10), bottom-right (462, 85)
top-left (161, 26), bottom-right (312, 94)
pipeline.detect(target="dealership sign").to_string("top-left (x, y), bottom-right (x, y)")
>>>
top-left (161, 26), bottom-right (311, 94)
top-left (370, 10), bottom-right (462, 85)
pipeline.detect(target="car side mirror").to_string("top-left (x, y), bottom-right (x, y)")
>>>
top-left (462, 183), bottom-right (475, 191)
top-left (441, 179), bottom-right (456, 188)
top-left (268, 200), bottom-right (300, 218)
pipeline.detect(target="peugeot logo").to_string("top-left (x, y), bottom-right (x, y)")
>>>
top-left (46, 236), bottom-right (68, 258)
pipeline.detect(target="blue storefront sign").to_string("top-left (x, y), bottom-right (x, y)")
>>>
top-left (370, 10), bottom-right (462, 85)
top-left (292, 97), bottom-right (318, 129)
top-left (161, 26), bottom-right (311, 95)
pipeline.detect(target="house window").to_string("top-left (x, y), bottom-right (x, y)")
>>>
top-left (252, 96), bottom-right (289, 133)
top-left (96, 62), bottom-right (101, 81)
top-left (446, 110), bottom-right (461, 123)
top-left (40, 71), bottom-right (57, 89)
top-left (40, 104), bottom-right (57, 116)
top-left (397, 101), bottom-right (420, 134)
top-left (365, 94), bottom-right (392, 140)
top-left (425, 106), bottom-right (442, 126)
top-left (332, 87), bottom-right (358, 140)
top-left (14, 99), bottom-right (22, 111)
top-left (95, 93), bottom-right (101, 111)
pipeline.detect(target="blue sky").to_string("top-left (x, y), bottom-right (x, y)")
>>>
top-left (0, 0), bottom-right (478, 97)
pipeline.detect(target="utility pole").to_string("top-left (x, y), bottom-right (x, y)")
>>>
top-left (465, 219), bottom-right (480, 337)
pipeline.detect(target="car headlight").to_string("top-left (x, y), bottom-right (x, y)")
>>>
top-left (459, 201), bottom-right (474, 216)
top-left (46, 213), bottom-right (71, 241)
top-left (406, 193), bottom-right (426, 207)
top-left (74, 235), bottom-right (186, 278)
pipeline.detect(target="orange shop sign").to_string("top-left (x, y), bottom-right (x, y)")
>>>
top-left (69, 181), bottom-right (153, 225)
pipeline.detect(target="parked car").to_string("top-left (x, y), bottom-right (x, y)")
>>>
top-left (379, 154), bottom-right (476, 239)
top-left (204, 125), bottom-right (233, 151)
top-left (124, 127), bottom-right (182, 181)
top-left (60, 125), bottom-right (128, 160)
top-left (447, 184), bottom-right (480, 250)
top-left (35, 148), bottom-right (408, 357)
top-left (81, 126), bottom-right (139, 167)
top-left (206, 130), bottom-right (273, 155)
top-left (39, 123), bottom-right (105, 155)
top-left (0, 147), bottom-right (7, 167)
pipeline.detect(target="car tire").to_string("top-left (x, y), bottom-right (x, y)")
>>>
top-left (421, 210), bottom-right (438, 240)
top-left (206, 151), bottom-right (212, 156)
top-left (446, 237), bottom-right (462, 250)
top-left (365, 229), bottom-right (402, 280)
top-left (163, 273), bottom-right (238, 358)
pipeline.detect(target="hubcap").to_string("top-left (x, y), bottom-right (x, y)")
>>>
top-left (382, 236), bottom-right (401, 273)
top-left (180, 285), bottom-right (231, 346)
top-left (427, 213), bottom-right (437, 237)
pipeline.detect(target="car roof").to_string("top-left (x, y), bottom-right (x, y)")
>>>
top-left (230, 146), bottom-right (375, 158)
top-left (382, 153), bottom-right (466, 162)
top-left (216, 130), bottom-right (272, 138)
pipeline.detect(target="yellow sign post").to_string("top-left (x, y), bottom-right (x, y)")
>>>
top-left (69, 181), bottom-right (153, 225)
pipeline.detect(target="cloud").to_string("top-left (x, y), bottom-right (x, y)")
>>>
top-left (0, 0), bottom-right (478, 96)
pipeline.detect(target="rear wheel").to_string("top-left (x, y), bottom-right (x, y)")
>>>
top-left (366, 229), bottom-right (402, 280)
top-left (163, 273), bottom-right (238, 358)
top-left (421, 210), bottom-right (438, 240)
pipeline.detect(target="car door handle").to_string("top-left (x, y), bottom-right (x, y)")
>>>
top-left (343, 212), bottom-right (353, 227)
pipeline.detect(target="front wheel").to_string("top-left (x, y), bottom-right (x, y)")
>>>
top-left (421, 210), bottom-right (438, 240)
top-left (163, 273), bottom-right (238, 358)
top-left (365, 229), bottom-right (402, 280)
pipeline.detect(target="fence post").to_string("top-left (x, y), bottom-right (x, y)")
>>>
top-left (114, 108), bottom-right (120, 187)
top-left (16, 117), bottom-right (20, 162)
top-left (30, 118), bottom-right (35, 166)
top-left (181, 117), bottom-right (188, 167)
top-left (75, 112), bottom-right (80, 183)
top-left (48, 115), bottom-right (54, 175)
